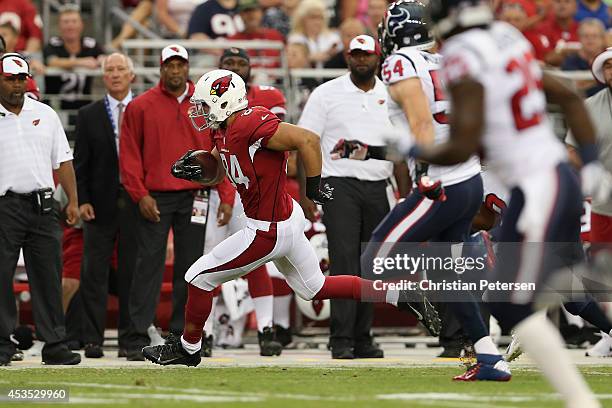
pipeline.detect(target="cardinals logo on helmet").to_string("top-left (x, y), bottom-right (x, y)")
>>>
top-left (210, 74), bottom-right (233, 97)
top-left (13, 58), bottom-right (23, 67)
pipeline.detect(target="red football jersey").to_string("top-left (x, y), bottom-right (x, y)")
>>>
top-left (0, 0), bottom-right (42, 52)
top-left (247, 85), bottom-right (287, 119)
top-left (212, 106), bottom-right (293, 222)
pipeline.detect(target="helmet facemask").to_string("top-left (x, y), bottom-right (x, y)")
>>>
top-left (189, 100), bottom-right (220, 130)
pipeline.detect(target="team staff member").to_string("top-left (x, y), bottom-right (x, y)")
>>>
top-left (120, 44), bottom-right (235, 361)
top-left (298, 35), bottom-right (394, 359)
top-left (0, 53), bottom-right (80, 366)
top-left (74, 53), bottom-right (139, 359)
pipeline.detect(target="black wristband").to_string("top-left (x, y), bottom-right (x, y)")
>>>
top-left (366, 145), bottom-right (387, 160)
top-left (306, 175), bottom-right (321, 200)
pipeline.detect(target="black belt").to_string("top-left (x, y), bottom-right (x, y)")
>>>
top-left (4, 190), bottom-right (34, 200)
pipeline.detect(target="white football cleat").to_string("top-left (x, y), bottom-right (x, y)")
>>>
top-left (505, 332), bottom-right (523, 362)
top-left (585, 332), bottom-right (612, 357)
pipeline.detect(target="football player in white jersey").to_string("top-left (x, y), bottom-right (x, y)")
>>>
top-left (332, 0), bottom-right (510, 381)
top-left (410, 1), bottom-right (609, 406)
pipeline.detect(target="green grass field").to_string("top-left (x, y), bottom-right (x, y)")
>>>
top-left (2, 366), bottom-right (612, 407)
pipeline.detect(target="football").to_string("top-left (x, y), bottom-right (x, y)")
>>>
top-left (190, 151), bottom-right (221, 184)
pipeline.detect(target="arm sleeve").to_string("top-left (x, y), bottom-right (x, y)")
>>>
top-left (253, 117), bottom-right (281, 147)
top-left (381, 53), bottom-right (419, 85)
top-left (51, 112), bottom-right (73, 169)
top-left (215, 178), bottom-right (237, 206)
top-left (297, 88), bottom-right (326, 137)
top-left (441, 42), bottom-right (486, 86)
top-left (119, 103), bottom-right (149, 203)
top-left (73, 108), bottom-right (90, 205)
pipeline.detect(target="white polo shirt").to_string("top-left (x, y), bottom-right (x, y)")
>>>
top-left (0, 97), bottom-right (73, 195)
top-left (298, 73), bottom-right (394, 181)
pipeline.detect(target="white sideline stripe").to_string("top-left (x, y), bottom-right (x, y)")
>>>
top-left (75, 392), bottom-right (262, 403)
top-left (68, 397), bottom-right (128, 404)
top-left (22, 380), bottom-right (353, 402)
top-left (377, 393), bottom-right (612, 402)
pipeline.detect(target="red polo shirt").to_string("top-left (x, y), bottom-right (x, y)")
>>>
top-left (536, 18), bottom-right (579, 49)
top-left (120, 80), bottom-right (235, 205)
top-left (229, 28), bottom-right (285, 68)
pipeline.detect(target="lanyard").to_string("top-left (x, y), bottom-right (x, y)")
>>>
top-left (104, 95), bottom-right (118, 135)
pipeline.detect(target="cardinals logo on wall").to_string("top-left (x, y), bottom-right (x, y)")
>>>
top-left (210, 74), bottom-right (233, 97)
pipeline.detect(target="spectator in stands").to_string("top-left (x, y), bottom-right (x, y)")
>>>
top-left (324, 18), bottom-right (366, 69)
top-left (298, 35), bottom-right (393, 360)
top-left (262, 0), bottom-right (300, 38)
top-left (43, 4), bottom-right (104, 111)
top-left (73, 53), bottom-right (139, 360)
top-left (187, 0), bottom-right (244, 40)
top-left (119, 45), bottom-right (218, 361)
top-left (229, 0), bottom-right (285, 68)
top-left (498, 0), bottom-right (552, 61)
top-left (156, 0), bottom-right (205, 38)
top-left (287, 42), bottom-right (319, 117)
top-left (110, 0), bottom-right (153, 50)
top-left (537, 0), bottom-right (580, 66)
top-left (288, 0), bottom-right (342, 68)
top-left (0, 20), bottom-right (44, 74)
top-left (365, 0), bottom-right (389, 40)
top-left (562, 18), bottom-right (607, 97)
top-left (575, 0), bottom-right (610, 29)
top-left (0, 53), bottom-right (81, 366)
top-left (0, 0), bottom-right (42, 53)
top-left (339, 0), bottom-right (370, 24)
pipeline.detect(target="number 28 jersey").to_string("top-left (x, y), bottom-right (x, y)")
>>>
top-left (382, 47), bottom-right (480, 187)
top-left (211, 106), bottom-right (293, 222)
top-left (441, 22), bottom-right (567, 188)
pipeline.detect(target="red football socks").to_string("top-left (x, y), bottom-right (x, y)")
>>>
top-left (313, 276), bottom-right (386, 302)
top-left (183, 283), bottom-right (214, 344)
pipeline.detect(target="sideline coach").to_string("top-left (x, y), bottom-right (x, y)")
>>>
top-left (0, 53), bottom-right (81, 365)
top-left (298, 35), bottom-right (394, 359)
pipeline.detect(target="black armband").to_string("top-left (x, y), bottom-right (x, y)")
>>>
top-left (366, 145), bottom-right (387, 160)
top-left (306, 175), bottom-right (321, 200)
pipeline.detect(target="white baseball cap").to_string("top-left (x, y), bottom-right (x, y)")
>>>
top-left (349, 35), bottom-right (381, 56)
top-left (161, 44), bottom-right (189, 64)
top-left (592, 47), bottom-right (612, 84)
top-left (0, 53), bottom-right (30, 77)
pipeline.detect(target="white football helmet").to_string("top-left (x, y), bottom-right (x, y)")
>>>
top-left (189, 69), bottom-right (248, 130)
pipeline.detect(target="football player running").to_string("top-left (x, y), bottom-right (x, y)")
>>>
top-left (141, 69), bottom-right (441, 367)
top-left (333, 0), bottom-right (509, 381)
top-left (409, 1), bottom-right (610, 406)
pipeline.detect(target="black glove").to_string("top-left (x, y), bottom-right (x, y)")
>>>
top-left (414, 161), bottom-right (446, 202)
top-left (306, 175), bottom-right (333, 205)
top-left (330, 139), bottom-right (387, 161)
top-left (171, 149), bottom-right (204, 181)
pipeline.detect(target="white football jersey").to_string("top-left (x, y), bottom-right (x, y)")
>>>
top-left (382, 47), bottom-right (481, 187)
top-left (441, 22), bottom-right (567, 188)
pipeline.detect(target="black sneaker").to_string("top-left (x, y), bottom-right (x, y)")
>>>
top-left (274, 325), bottom-right (293, 348)
top-left (117, 348), bottom-right (127, 358)
top-left (397, 288), bottom-right (441, 336)
top-left (258, 327), bottom-right (282, 356)
top-left (11, 350), bottom-right (24, 361)
top-left (201, 334), bottom-right (213, 358)
top-left (354, 343), bottom-right (384, 358)
top-left (126, 348), bottom-right (145, 361)
top-left (42, 344), bottom-right (81, 365)
top-left (331, 347), bottom-right (354, 359)
top-left (142, 336), bottom-right (201, 366)
top-left (0, 353), bottom-right (11, 366)
top-left (84, 344), bottom-right (104, 358)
